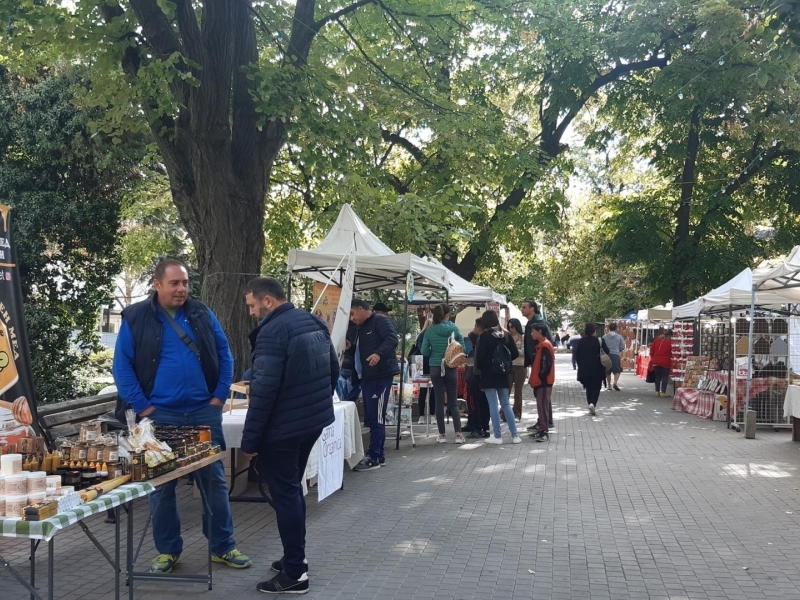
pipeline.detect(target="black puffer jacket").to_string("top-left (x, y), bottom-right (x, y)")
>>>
top-left (241, 303), bottom-right (338, 451)
top-left (354, 313), bottom-right (400, 381)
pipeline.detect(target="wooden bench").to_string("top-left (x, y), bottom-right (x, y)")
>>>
top-left (36, 392), bottom-right (121, 448)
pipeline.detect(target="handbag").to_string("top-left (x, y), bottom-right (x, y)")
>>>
top-left (599, 338), bottom-right (612, 370)
top-left (645, 364), bottom-right (656, 384)
top-left (443, 333), bottom-right (468, 369)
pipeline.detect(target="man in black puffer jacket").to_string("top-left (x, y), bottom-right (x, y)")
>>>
top-left (241, 277), bottom-right (338, 595)
top-left (349, 298), bottom-right (399, 471)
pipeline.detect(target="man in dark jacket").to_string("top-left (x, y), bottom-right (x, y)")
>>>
top-left (349, 298), bottom-right (400, 471)
top-left (522, 300), bottom-right (553, 368)
top-left (241, 277), bottom-right (338, 595)
top-left (113, 259), bottom-right (250, 574)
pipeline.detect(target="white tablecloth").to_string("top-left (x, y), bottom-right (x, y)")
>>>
top-left (783, 385), bottom-right (800, 419)
top-left (222, 401), bottom-right (364, 485)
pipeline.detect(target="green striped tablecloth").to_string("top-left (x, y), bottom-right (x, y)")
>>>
top-left (0, 483), bottom-right (154, 541)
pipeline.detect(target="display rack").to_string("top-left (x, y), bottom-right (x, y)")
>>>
top-left (671, 321), bottom-right (695, 380)
top-left (729, 315), bottom-right (791, 430)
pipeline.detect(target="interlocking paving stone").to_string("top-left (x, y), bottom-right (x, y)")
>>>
top-left (5, 354), bottom-right (800, 598)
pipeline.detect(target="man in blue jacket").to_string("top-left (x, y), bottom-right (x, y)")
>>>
top-left (349, 298), bottom-right (400, 472)
top-left (112, 259), bottom-right (250, 574)
top-left (241, 277), bottom-right (338, 595)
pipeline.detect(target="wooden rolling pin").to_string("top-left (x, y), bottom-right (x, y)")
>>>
top-left (0, 396), bottom-right (32, 425)
top-left (80, 474), bottom-right (132, 502)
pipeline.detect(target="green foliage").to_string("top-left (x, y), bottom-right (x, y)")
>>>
top-left (0, 68), bottom-right (141, 402)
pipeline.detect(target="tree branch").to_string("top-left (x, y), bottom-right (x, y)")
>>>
top-left (315, 0), bottom-right (376, 31)
top-left (380, 129), bottom-right (429, 166)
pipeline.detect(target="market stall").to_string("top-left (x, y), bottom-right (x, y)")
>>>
top-left (670, 267), bottom-right (797, 428)
top-left (286, 204), bottom-right (457, 450)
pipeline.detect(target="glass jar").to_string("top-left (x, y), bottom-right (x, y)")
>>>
top-left (102, 444), bottom-right (119, 463)
top-left (197, 426), bottom-right (212, 443)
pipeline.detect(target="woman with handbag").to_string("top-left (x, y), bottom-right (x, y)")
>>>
top-left (576, 323), bottom-right (610, 415)
top-left (649, 328), bottom-right (673, 397)
top-left (421, 304), bottom-right (466, 443)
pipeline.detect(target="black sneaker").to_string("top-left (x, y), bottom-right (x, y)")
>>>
top-left (468, 430), bottom-right (484, 438)
top-left (353, 457), bottom-right (380, 472)
top-left (526, 424), bottom-right (539, 432)
top-left (270, 558), bottom-right (309, 574)
top-left (482, 430), bottom-right (491, 438)
top-left (378, 457), bottom-right (385, 467)
top-left (533, 431), bottom-right (549, 443)
top-left (257, 571), bottom-right (309, 594)
top-left (613, 384), bottom-right (620, 391)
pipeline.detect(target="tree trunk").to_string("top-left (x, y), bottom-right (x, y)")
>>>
top-left (672, 105), bottom-right (701, 305)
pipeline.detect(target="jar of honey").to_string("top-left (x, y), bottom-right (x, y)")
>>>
top-left (197, 426), bottom-right (212, 443)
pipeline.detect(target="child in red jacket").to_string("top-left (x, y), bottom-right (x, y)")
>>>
top-left (529, 323), bottom-right (555, 442)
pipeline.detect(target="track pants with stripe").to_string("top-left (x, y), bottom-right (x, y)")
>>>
top-left (362, 376), bottom-right (393, 461)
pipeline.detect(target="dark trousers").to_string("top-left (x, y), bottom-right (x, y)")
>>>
top-left (586, 384), bottom-right (602, 406)
top-left (468, 378), bottom-right (490, 431)
top-left (418, 386), bottom-right (435, 417)
top-left (430, 366), bottom-right (462, 435)
top-left (653, 366), bottom-right (670, 393)
top-left (361, 376), bottom-right (392, 460)
top-left (258, 432), bottom-right (319, 580)
top-left (534, 385), bottom-right (553, 433)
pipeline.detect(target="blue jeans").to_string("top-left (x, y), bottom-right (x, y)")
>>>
top-left (147, 403), bottom-right (235, 557)
top-left (483, 388), bottom-right (518, 438)
top-left (337, 368), bottom-right (361, 402)
top-left (258, 432), bottom-right (320, 579)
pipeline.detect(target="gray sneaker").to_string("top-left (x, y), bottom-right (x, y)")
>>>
top-left (353, 457), bottom-right (381, 472)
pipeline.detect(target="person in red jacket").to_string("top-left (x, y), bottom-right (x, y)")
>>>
top-left (529, 323), bottom-right (555, 442)
top-left (649, 328), bottom-right (673, 397)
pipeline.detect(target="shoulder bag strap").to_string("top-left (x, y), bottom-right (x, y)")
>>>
top-left (158, 304), bottom-right (201, 359)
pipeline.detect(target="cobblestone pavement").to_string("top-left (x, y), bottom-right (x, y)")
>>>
top-left (5, 353), bottom-right (800, 599)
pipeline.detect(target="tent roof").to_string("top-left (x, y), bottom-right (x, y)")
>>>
top-left (412, 258), bottom-right (506, 306)
top-left (754, 245), bottom-right (800, 301)
top-left (637, 304), bottom-right (673, 321)
top-left (672, 268), bottom-right (794, 318)
top-left (287, 204), bottom-right (450, 292)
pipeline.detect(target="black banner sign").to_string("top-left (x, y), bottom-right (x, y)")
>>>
top-left (0, 205), bottom-right (41, 447)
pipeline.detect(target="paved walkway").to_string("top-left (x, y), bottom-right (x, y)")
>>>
top-left (5, 354), bottom-right (800, 599)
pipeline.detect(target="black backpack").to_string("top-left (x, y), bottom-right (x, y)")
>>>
top-left (491, 337), bottom-right (512, 375)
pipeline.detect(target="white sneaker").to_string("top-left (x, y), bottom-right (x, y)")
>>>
top-left (418, 417), bottom-right (427, 424)
top-left (484, 436), bottom-right (503, 445)
top-left (437, 435), bottom-right (447, 444)
top-left (512, 436), bottom-right (522, 444)
top-left (589, 403), bottom-right (596, 415)
top-left (454, 434), bottom-right (465, 444)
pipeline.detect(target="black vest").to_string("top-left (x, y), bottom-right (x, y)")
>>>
top-left (122, 295), bottom-right (220, 398)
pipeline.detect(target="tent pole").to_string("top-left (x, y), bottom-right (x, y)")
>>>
top-left (396, 274), bottom-right (410, 450)
top-left (745, 284), bottom-right (756, 419)
top-left (727, 307), bottom-right (733, 429)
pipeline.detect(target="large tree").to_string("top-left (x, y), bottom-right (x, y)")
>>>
top-left (0, 68), bottom-right (141, 401)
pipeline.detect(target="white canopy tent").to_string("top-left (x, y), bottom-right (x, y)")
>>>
top-left (637, 304), bottom-right (673, 322)
top-left (671, 268), bottom-right (792, 319)
top-left (412, 258), bottom-right (507, 306)
top-left (287, 204), bottom-right (450, 292)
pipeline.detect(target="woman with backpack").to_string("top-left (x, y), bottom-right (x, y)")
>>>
top-left (475, 310), bottom-right (522, 444)
top-left (421, 304), bottom-right (467, 444)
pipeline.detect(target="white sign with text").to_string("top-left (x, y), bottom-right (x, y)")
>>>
top-left (317, 409), bottom-right (345, 501)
